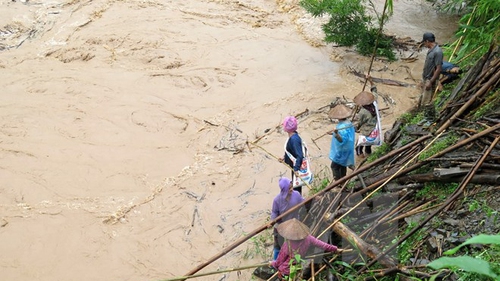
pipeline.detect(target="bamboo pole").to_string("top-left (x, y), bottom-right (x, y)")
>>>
top-left (318, 131), bottom-right (445, 238)
top-left (450, 5), bottom-right (476, 61)
top-left (160, 263), bottom-right (268, 281)
top-left (181, 135), bottom-right (431, 278)
top-left (248, 141), bottom-right (313, 190)
top-left (436, 71), bottom-right (500, 134)
top-left (359, 136), bottom-right (500, 272)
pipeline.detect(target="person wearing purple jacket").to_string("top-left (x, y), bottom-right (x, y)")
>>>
top-left (271, 177), bottom-right (304, 260)
top-left (270, 218), bottom-right (341, 278)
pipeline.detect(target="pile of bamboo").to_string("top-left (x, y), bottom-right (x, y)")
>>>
top-left (174, 45), bottom-right (499, 281)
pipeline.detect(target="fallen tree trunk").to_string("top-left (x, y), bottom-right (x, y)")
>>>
top-left (332, 221), bottom-right (396, 268)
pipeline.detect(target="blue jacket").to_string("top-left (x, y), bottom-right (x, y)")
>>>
top-left (329, 121), bottom-right (355, 167)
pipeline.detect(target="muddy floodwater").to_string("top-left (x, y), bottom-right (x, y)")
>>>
top-left (0, 0), bottom-right (457, 280)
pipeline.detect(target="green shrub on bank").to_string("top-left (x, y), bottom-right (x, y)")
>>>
top-left (300, 0), bottom-right (396, 60)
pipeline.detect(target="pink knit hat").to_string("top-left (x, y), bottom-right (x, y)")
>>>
top-left (282, 116), bottom-right (298, 132)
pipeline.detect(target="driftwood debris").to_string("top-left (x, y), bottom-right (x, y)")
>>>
top-left (349, 67), bottom-right (416, 87)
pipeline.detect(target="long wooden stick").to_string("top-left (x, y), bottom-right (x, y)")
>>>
top-left (161, 263), bottom-right (268, 281)
top-left (359, 136), bottom-right (500, 272)
top-left (436, 70), bottom-right (500, 134)
top-left (181, 135), bottom-right (431, 278)
top-left (248, 141), bottom-right (313, 190)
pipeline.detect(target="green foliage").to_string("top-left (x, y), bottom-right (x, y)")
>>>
top-left (418, 133), bottom-right (459, 160)
top-left (428, 234), bottom-right (500, 280)
top-left (243, 229), bottom-right (273, 260)
top-left (300, 0), bottom-right (396, 60)
top-left (287, 254), bottom-right (305, 280)
top-left (303, 0), bottom-right (370, 46)
top-left (366, 142), bottom-right (391, 162)
top-left (443, 234), bottom-right (500, 255)
top-left (400, 111), bottom-right (425, 126)
top-left (416, 182), bottom-right (458, 200)
top-left (356, 27), bottom-right (396, 60)
top-left (441, 0), bottom-right (500, 67)
top-left (331, 260), bottom-right (360, 280)
top-left (310, 164), bottom-right (332, 195)
top-left (396, 222), bottom-right (427, 263)
top-left (472, 89), bottom-right (500, 119)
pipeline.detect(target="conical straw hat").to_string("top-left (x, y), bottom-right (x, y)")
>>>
top-left (353, 91), bottom-right (375, 106)
top-left (276, 218), bottom-right (310, 240)
top-left (328, 104), bottom-right (352, 119)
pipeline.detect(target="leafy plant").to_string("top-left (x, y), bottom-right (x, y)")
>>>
top-left (243, 229), bottom-right (273, 260)
top-left (287, 254), bottom-right (305, 280)
top-left (300, 0), bottom-right (396, 60)
top-left (418, 133), bottom-right (459, 160)
top-left (427, 234), bottom-right (500, 280)
top-left (366, 142), bottom-right (391, 162)
top-left (440, 0), bottom-right (500, 67)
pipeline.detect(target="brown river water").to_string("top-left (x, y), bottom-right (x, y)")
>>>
top-left (0, 0), bottom-right (457, 280)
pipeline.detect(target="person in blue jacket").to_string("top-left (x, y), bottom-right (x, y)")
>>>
top-left (328, 104), bottom-right (355, 181)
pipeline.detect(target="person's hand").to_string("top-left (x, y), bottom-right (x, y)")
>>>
top-left (333, 129), bottom-right (338, 134)
top-left (268, 260), bottom-right (273, 266)
top-left (425, 80), bottom-right (432, 90)
top-left (336, 248), bottom-right (343, 253)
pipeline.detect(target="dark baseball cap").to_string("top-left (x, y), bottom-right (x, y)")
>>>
top-left (421, 32), bottom-right (435, 43)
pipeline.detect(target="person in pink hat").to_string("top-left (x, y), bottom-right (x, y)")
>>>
top-left (280, 116), bottom-right (305, 194)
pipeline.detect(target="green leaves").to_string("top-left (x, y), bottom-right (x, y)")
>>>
top-left (443, 234), bottom-right (500, 255)
top-left (444, 0), bottom-right (500, 66)
top-left (427, 256), bottom-right (499, 279)
top-left (300, 0), bottom-right (396, 60)
top-left (427, 234), bottom-right (500, 280)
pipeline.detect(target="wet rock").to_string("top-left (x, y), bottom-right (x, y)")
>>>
top-left (443, 219), bottom-right (461, 227)
top-left (410, 258), bottom-right (430, 265)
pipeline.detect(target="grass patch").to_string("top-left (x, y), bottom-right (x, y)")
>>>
top-left (416, 182), bottom-right (459, 200)
top-left (366, 142), bottom-right (391, 162)
top-left (418, 133), bottom-right (459, 161)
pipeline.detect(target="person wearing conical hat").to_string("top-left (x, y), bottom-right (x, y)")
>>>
top-left (354, 75), bottom-right (379, 157)
top-left (271, 177), bottom-right (305, 260)
top-left (328, 104), bottom-right (355, 181)
top-left (270, 218), bottom-right (341, 278)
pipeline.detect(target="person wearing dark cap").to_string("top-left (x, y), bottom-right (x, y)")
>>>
top-left (420, 32), bottom-right (443, 107)
top-left (328, 104), bottom-right (355, 181)
top-left (270, 218), bottom-right (341, 279)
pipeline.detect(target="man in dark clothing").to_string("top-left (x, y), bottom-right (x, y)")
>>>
top-left (420, 32), bottom-right (443, 107)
